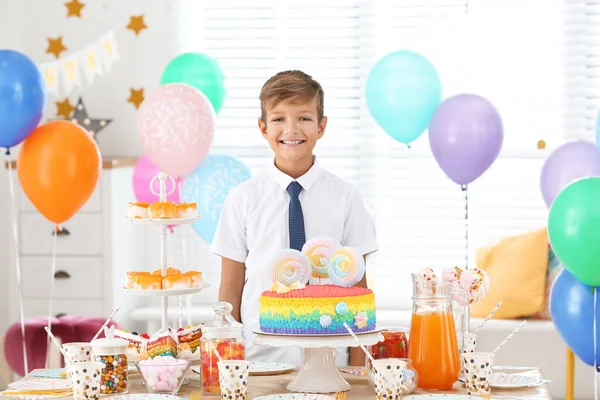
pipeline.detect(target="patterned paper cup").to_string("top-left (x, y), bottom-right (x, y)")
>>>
top-left (67, 361), bottom-right (105, 400)
top-left (461, 351), bottom-right (494, 396)
top-left (371, 358), bottom-right (407, 400)
top-left (62, 342), bottom-right (93, 363)
top-left (218, 360), bottom-right (250, 400)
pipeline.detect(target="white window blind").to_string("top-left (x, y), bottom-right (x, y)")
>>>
top-left (172, 0), bottom-right (594, 311)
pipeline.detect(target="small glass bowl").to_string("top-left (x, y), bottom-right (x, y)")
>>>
top-left (134, 358), bottom-right (191, 395)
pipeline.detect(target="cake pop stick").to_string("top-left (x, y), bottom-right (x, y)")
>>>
top-left (342, 322), bottom-right (375, 364)
top-left (473, 301), bottom-right (503, 337)
top-left (492, 320), bottom-right (527, 355)
top-left (91, 306), bottom-right (120, 341)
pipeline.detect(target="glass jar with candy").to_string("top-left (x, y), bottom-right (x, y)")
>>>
top-left (367, 327), bottom-right (409, 377)
top-left (200, 302), bottom-right (246, 394)
top-left (91, 335), bottom-right (129, 395)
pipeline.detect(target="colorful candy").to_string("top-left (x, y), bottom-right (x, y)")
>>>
top-left (95, 353), bottom-right (128, 394)
top-left (200, 339), bottom-right (245, 394)
top-left (301, 236), bottom-right (342, 279)
top-left (328, 247), bottom-right (365, 287)
top-left (269, 249), bottom-right (311, 286)
top-left (137, 356), bottom-right (189, 393)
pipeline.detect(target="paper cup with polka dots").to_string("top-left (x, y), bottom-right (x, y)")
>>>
top-left (62, 342), bottom-right (93, 364)
top-left (461, 351), bottom-right (494, 396)
top-left (218, 360), bottom-right (250, 400)
top-left (67, 361), bottom-right (105, 400)
top-left (371, 358), bottom-right (407, 400)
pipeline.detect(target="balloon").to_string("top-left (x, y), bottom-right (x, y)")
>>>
top-left (0, 50), bottom-right (47, 149)
top-left (160, 53), bottom-right (226, 114)
top-left (550, 268), bottom-right (600, 366)
top-left (540, 140), bottom-right (600, 208)
top-left (548, 177), bottom-right (600, 286)
top-left (17, 121), bottom-right (101, 224)
top-left (182, 154), bottom-right (252, 244)
top-left (365, 50), bottom-right (442, 145)
top-left (133, 155), bottom-right (181, 204)
top-left (138, 83), bottom-right (215, 177)
top-left (429, 94), bottom-right (503, 186)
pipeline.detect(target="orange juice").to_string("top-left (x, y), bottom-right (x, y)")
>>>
top-left (408, 311), bottom-right (460, 390)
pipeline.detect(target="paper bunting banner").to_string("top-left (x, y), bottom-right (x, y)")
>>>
top-left (38, 30), bottom-right (119, 96)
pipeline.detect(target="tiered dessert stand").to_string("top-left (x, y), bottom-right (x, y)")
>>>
top-left (125, 172), bottom-right (209, 330)
top-left (253, 329), bottom-right (383, 393)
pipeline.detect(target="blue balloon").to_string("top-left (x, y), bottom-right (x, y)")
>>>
top-left (182, 154), bottom-right (252, 244)
top-left (366, 50), bottom-right (442, 145)
top-left (550, 268), bottom-right (600, 366)
top-left (0, 50), bottom-right (47, 149)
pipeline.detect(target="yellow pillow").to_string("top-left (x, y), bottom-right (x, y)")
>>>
top-left (470, 227), bottom-right (548, 319)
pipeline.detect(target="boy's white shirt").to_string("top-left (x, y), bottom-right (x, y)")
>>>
top-left (211, 157), bottom-right (379, 366)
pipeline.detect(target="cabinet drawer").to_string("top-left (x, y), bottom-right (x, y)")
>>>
top-left (21, 256), bottom-right (103, 299)
top-left (22, 299), bottom-right (105, 320)
top-left (20, 213), bottom-right (102, 255)
top-left (18, 180), bottom-right (101, 213)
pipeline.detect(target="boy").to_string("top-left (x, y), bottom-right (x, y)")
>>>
top-left (211, 70), bottom-right (378, 366)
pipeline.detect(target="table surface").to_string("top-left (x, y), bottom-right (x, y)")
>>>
top-left (5, 365), bottom-right (550, 399)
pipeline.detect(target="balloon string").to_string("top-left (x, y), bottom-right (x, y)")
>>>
top-left (464, 185), bottom-right (470, 333)
top-left (45, 224), bottom-right (59, 369)
top-left (7, 158), bottom-right (29, 375)
top-left (595, 287), bottom-right (598, 400)
top-left (5, 147), bottom-right (10, 156)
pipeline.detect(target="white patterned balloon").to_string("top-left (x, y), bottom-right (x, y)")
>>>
top-left (302, 236), bottom-right (342, 279)
top-left (269, 249), bottom-right (311, 286)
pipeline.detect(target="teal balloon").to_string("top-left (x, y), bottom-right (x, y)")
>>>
top-left (548, 176), bottom-right (600, 286)
top-left (161, 53), bottom-right (226, 114)
top-left (366, 50), bottom-right (442, 145)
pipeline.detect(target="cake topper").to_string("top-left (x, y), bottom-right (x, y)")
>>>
top-left (301, 236), bottom-right (342, 283)
top-left (269, 249), bottom-right (311, 287)
top-left (327, 246), bottom-right (366, 287)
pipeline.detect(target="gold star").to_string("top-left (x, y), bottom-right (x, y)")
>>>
top-left (46, 36), bottom-right (67, 59)
top-left (128, 88), bottom-right (145, 109)
top-left (537, 140), bottom-right (546, 150)
top-left (127, 15), bottom-right (147, 36)
top-left (65, 0), bottom-right (84, 18)
top-left (55, 98), bottom-right (75, 118)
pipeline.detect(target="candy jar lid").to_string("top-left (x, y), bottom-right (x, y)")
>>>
top-left (201, 302), bottom-right (244, 339)
top-left (91, 326), bottom-right (128, 354)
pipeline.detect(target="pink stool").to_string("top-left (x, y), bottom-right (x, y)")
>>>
top-left (4, 317), bottom-right (77, 376)
top-left (58, 315), bottom-right (121, 341)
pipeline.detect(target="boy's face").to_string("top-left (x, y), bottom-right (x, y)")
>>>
top-left (258, 97), bottom-right (327, 163)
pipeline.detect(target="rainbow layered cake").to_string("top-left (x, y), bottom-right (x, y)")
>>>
top-left (258, 237), bottom-right (376, 335)
top-left (147, 330), bottom-right (178, 358)
top-left (259, 284), bottom-right (376, 334)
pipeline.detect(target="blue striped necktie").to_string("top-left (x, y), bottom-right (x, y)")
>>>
top-left (287, 181), bottom-right (306, 251)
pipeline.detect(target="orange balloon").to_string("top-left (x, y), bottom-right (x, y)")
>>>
top-left (17, 120), bottom-right (102, 224)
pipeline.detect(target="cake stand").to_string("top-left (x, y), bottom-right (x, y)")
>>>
top-left (253, 329), bottom-right (383, 393)
top-left (125, 172), bottom-right (208, 331)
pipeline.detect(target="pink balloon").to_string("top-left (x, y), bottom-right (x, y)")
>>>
top-left (137, 83), bottom-right (215, 177)
top-left (133, 155), bottom-right (181, 204)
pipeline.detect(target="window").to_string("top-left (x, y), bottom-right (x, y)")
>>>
top-left (173, 0), bottom-right (592, 310)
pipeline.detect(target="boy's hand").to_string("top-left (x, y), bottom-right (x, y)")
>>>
top-left (219, 257), bottom-right (246, 323)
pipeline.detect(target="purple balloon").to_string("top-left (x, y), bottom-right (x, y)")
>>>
top-left (540, 140), bottom-right (600, 208)
top-left (429, 94), bottom-right (503, 186)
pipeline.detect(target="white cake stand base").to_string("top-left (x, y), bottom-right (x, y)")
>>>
top-left (253, 330), bottom-right (383, 393)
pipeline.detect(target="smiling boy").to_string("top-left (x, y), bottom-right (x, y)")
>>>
top-left (211, 70), bottom-right (378, 366)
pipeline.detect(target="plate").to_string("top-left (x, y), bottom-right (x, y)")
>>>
top-left (489, 372), bottom-right (542, 388)
top-left (125, 217), bottom-right (201, 225)
top-left (123, 284), bottom-right (210, 296)
top-left (253, 394), bottom-right (335, 400)
top-left (252, 328), bottom-right (381, 338)
top-left (192, 362), bottom-right (295, 376)
top-left (404, 396), bottom-right (481, 400)
top-left (103, 395), bottom-right (180, 400)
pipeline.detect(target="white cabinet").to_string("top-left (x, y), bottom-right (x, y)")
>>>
top-left (5, 158), bottom-right (136, 325)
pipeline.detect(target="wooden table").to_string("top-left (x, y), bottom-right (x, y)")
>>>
top-left (3, 367), bottom-right (551, 399)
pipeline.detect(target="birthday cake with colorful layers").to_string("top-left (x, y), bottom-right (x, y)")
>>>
top-left (258, 236), bottom-right (376, 335)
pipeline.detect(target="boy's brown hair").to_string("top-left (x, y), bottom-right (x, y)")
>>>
top-left (259, 70), bottom-right (324, 122)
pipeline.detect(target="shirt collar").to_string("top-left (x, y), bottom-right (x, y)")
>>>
top-left (270, 156), bottom-right (322, 192)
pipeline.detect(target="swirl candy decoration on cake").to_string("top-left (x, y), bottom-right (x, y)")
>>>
top-left (301, 236), bottom-right (342, 280)
top-left (269, 249), bottom-right (311, 287)
top-left (328, 246), bottom-right (366, 288)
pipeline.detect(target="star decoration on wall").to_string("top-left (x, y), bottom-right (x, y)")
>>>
top-left (537, 140), bottom-right (546, 150)
top-left (127, 15), bottom-right (147, 36)
top-left (128, 88), bottom-right (145, 109)
top-left (70, 97), bottom-right (112, 140)
top-left (46, 36), bottom-right (67, 59)
top-left (55, 98), bottom-right (75, 118)
top-left (65, 0), bottom-right (85, 18)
